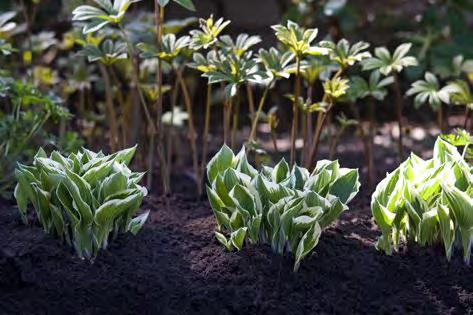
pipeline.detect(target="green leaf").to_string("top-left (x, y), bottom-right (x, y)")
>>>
top-left (442, 184), bottom-right (473, 229)
top-left (207, 144), bottom-right (235, 184)
top-left (128, 210), bottom-right (150, 235)
top-left (272, 158), bottom-right (289, 183)
top-left (319, 198), bottom-right (347, 229)
top-left (14, 184), bottom-right (28, 224)
top-left (230, 227), bottom-right (247, 250)
top-left (437, 205), bottom-right (455, 261)
top-left (329, 169), bottom-right (360, 204)
top-left (172, 0), bottom-right (195, 11)
top-left (418, 209), bottom-right (439, 246)
top-left (294, 222), bottom-right (321, 272)
top-left (101, 172), bottom-right (127, 201)
top-left (230, 184), bottom-right (256, 217)
top-left (215, 231), bottom-right (231, 250)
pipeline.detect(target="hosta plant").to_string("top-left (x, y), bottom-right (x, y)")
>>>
top-left (14, 146), bottom-right (149, 259)
top-left (372, 137), bottom-right (473, 264)
top-left (206, 145), bottom-right (360, 271)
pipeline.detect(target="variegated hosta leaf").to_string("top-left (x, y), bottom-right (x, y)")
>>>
top-left (14, 147), bottom-right (148, 259)
top-left (207, 145), bottom-right (359, 271)
top-left (372, 136), bottom-right (473, 264)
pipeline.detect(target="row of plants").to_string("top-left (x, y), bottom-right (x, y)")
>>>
top-left (2, 0), bottom-right (473, 200)
top-left (2, 0), bottom-right (473, 271)
top-left (14, 132), bottom-right (473, 270)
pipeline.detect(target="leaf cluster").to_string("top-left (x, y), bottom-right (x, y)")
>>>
top-left (14, 146), bottom-right (149, 259)
top-left (206, 145), bottom-right (360, 271)
top-left (372, 137), bottom-right (473, 264)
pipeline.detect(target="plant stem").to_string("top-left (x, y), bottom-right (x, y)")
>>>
top-left (328, 126), bottom-right (345, 159)
top-left (166, 75), bottom-right (180, 179)
top-left (152, 3), bottom-right (170, 195)
top-left (302, 85), bottom-right (313, 165)
top-left (463, 106), bottom-right (470, 130)
top-left (307, 69), bottom-right (343, 169)
top-left (224, 96), bottom-right (231, 144)
top-left (393, 73), bottom-right (404, 161)
top-left (367, 97), bottom-right (376, 187)
top-left (249, 84), bottom-right (271, 142)
top-left (290, 56), bottom-right (302, 166)
top-left (231, 89), bottom-right (241, 149)
top-left (200, 82), bottom-right (213, 196)
top-left (437, 105), bottom-right (444, 133)
top-left (118, 25), bottom-right (155, 131)
top-left (176, 67), bottom-right (201, 196)
top-left (99, 64), bottom-right (120, 152)
top-left (246, 84), bottom-right (255, 118)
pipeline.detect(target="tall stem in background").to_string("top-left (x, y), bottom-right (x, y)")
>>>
top-left (231, 88), bottom-right (241, 149)
top-left (99, 64), bottom-right (120, 152)
top-left (200, 82), bottom-right (213, 196)
top-left (176, 68), bottom-right (200, 196)
top-left (393, 73), bottom-right (404, 161)
top-left (249, 84), bottom-right (271, 142)
top-left (307, 69), bottom-right (343, 169)
top-left (290, 56), bottom-right (301, 166)
top-left (166, 76), bottom-right (180, 178)
top-left (302, 85), bottom-right (313, 165)
top-left (367, 97), bottom-right (376, 187)
top-left (463, 106), bottom-right (470, 130)
top-left (437, 104), bottom-right (444, 133)
top-left (246, 84), bottom-right (255, 118)
top-left (151, 4), bottom-right (170, 194)
top-left (223, 97), bottom-right (231, 144)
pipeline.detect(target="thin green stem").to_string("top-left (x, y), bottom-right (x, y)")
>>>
top-left (249, 84), bottom-right (271, 142)
top-left (290, 56), bottom-right (301, 166)
top-left (231, 88), bottom-right (241, 149)
top-left (176, 67), bottom-right (200, 196)
top-left (200, 82), bottom-right (213, 196)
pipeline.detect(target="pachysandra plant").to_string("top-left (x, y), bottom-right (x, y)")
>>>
top-left (406, 72), bottom-right (451, 131)
top-left (272, 20), bottom-right (329, 166)
top-left (349, 70), bottom-right (394, 185)
top-left (248, 47), bottom-right (294, 146)
top-left (362, 43), bottom-right (418, 160)
top-left (14, 146), bottom-right (149, 259)
top-left (443, 80), bottom-right (473, 129)
top-left (72, 0), bottom-right (143, 34)
top-left (372, 137), bottom-right (473, 264)
top-left (206, 145), bottom-right (360, 271)
top-left (189, 15), bottom-right (230, 50)
top-left (204, 50), bottom-right (267, 147)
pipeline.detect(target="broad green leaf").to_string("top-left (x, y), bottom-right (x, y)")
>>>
top-left (128, 210), bottom-right (150, 235)
top-left (207, 144), bottom-right (234, 183)
top-left (173, 0), bottom-right (195, 11)
top-left (442, 184), bottom-right (473, 229)
top-left (215, 231), bottom-right (231, 250)
top-left (437, 205), bottom-right (455, 261)
top-left (419, 209), bottom-right (439, 246)
top-left (319, 198), bottom-right (347, 229)
top-left (294, 222), bottom-right (321, 272)
top-left (230, 227), bottom-right (247, 250)
top-left (329, 169), bottom-right (360, 204)
top-left (272, 158), bottom-right (290, 183)
top-left (230, 184), bottom-right (256, 216)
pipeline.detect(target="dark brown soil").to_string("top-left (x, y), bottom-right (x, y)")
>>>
top-left (1, 133), bottom-right (473, 315)
top-left (0, 187), bottom-right (472, 315)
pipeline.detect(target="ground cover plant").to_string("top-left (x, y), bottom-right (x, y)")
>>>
top-left (14, 146), bottom-right (149, 259)
top-left (372, 136), bottom-right (473, 264)
top-left (206, 145), bottom-right (360, 271)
